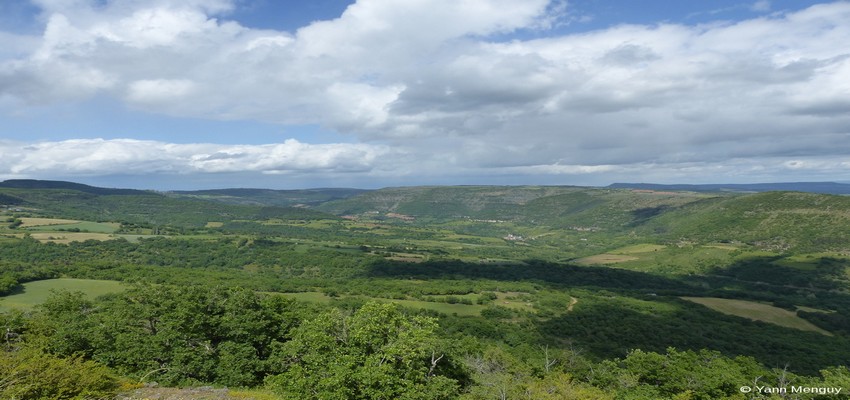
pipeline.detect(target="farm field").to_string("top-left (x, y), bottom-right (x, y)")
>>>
top-left (610, 243), bottom-right (667, 254)
top-left (26, 232), bottom-right (117, 243)
top-left (0, 278), bottom-right (125, 312)
top-left (572, 253), bottom-right (639, 265)
top-left (18, 217), bottom-right (80, 227)
top-left (26, 221), bottom-right (120, 233)
top-left (681, 297), bottom-right (833, 336)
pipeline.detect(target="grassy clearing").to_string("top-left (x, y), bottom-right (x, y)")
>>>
top-left (27, 221), bottom-right (120, 233)
top-left (276, 291), bottom-right (335, 304)
top-left (610, 244), bottom-right (666, 254)
top-left (572, 254), bottom-right (639, 265)
top-left (681, 297), bottom-right (832, 336)
top-left (0, 278), bottom-right (125, 312)
top-left (494, 291), bottom-right (535, 312)
top-left (19, 217), bottom-right (80, 227)
top-left (205, 221), bottom-right (224, 228)
top-left (772, 253), bottom-right (847, 270)
top-left (29, 232), bottom-right (116, 243)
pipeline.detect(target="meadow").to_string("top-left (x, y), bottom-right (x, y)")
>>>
top-left (0, 278), bottom-right (125, 312)
top-left (681, 296), bottom-right (833, 335)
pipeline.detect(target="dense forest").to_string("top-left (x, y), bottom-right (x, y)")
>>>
top-left (1, 181), bottom-right (849, 399)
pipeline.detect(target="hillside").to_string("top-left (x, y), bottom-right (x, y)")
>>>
top-left (0, 179), bottom-right (151, 196)
top-left (3, 180), bottom-right (850, 399)
top-left (169, 187), bottom-right (368, 207)
top-left (609, 181), bottom-right (850, 195)
top-left (640, 191), bottom-right (850, 252)
top-left (316, 185), bottom-right (714, 225)
top-left (0, 180), bottom-right (336, 227)
top-left (315, 185), bottom-right (850, 253)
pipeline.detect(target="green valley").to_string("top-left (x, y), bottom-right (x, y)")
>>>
top-left (2, 180), bottom-right (850, 399)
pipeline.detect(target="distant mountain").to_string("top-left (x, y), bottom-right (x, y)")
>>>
top-left (0, 179), bottom-right (338, 226)
top-left (4, 180), bottom-right (850, 252)
top-left (169, 188), bottom-right (369, 207)
top-left (0, 179), bottom-right (152, 196)
top-left (315, 185), bottom-right (712, 228)
top-left (607, 182), bottom-right (850, 195)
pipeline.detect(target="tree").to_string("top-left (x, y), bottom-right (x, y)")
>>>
top-left (266, 301), bottom-right (461, 399)
top-left (0, 344), bottom-right (117, 400)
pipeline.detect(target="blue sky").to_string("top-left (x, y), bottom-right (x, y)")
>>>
top-left (0, 0), bottom-right (848, 189)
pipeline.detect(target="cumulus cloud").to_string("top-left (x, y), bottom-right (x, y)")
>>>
top-left (1, 0), bottom-right (849, 185)
top-left (0, 138), bottom-right (393, 177)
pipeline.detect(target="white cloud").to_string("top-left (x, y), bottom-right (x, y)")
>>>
top-left (1, 0), bottom-right (849, 185)
top-left (126, 79), bottom-right (196, 104)
top-left (751, 0), bottom-right (772, 12)
top-left (0, 138), bottom-right (393, 176)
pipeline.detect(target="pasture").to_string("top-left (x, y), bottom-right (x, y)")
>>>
top-left (19, 217), bottom-right (80, 227)
top-left (28, 232), bottom-right (117, 243)
top-left (572, 254), bottom-right (639, 265)
top-left (0, 278), bottom-right (125, 312)
top-left (681, 297), bottom-right (832, 336)
top-left (27, 221), bottom-right (120, 233)
top-left (610, 244), bottom-right (666, 254)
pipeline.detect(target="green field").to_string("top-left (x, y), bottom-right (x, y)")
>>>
top-left (27, 221), bottom-right (120, 233)
top-left (28, 232), bottom-right (117, 243)
top-left (18, 217), bottom-right (80, 227)
top-left (0, 278), bottom-right (126, 312)
top-left (681, 297), bottom-right (833, 336)
top-left (610, 244), bottom-right (667, 254)
top-left (572, 253), bottom-right (639, 265)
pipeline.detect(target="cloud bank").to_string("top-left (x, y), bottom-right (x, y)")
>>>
top-left (1, 0), bottom-right (849, 187)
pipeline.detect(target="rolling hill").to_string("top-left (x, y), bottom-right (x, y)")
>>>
top-left (0, 180), bottom-right (336, 227)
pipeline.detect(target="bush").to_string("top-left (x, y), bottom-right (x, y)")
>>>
top-left (0, 346), bottom-right (118, 400)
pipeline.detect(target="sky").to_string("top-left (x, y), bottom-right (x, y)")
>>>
top-left (0, 0), bottom-right (848, 190)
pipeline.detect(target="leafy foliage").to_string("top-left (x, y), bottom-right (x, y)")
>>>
top-left (37, 286), bottom-right (301, 387)
top-left (0, 345), bottom-right (118, 400)
top-left (266, 301), bottom-right (462, 399)
top-left (2, 181), bottom-right (850, 397)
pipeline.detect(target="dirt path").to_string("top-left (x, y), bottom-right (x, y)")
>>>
top-left (567, 296), bottom-right (578, 312)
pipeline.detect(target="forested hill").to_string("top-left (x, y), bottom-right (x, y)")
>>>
top-left (609, 181), bottom-right (850, 194)
top-left (0, 180), bottom-right (335, 226)
top-left (315, 185), bottom-right (850, 252)
top-left (169, 187), bottom-right (368, 207)
top-left (0, 179), bottom-right (151, 196)
top-left (5, 181), bottom-right (850, 253)
top-left (3, 180), bottom-right (850, 398)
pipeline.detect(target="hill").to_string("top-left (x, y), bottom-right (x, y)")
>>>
top-left (0, 179), bottom-right (151, 196)
top-left (169, 187), bottom-right (368, 207)
top-left (638, 190), bottom-right (850, 252)
top-left (0, 180), bottom-right (337, 227)
top-left (315, 185), bottom-right (716, 227)
top-left (3, 180), bottom-right (850, 398)
top-left (608, 181), bottom-right (850, 195)
top-left (6, 181), bottom-right (850, 253)
top-left (316, 185), bottom-right (850, 253)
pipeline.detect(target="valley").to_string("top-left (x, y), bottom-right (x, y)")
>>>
top-left (1, 180), bottom-right (850, 399)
